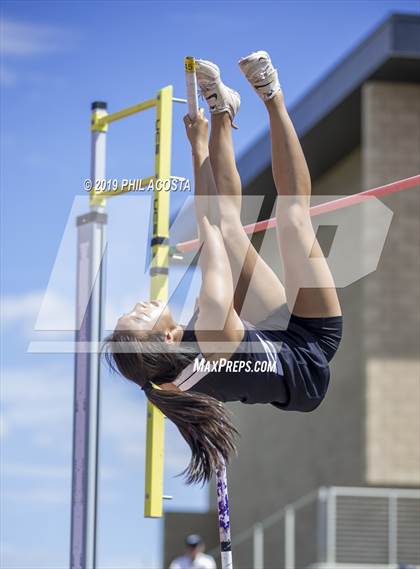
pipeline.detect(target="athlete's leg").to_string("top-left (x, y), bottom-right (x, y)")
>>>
top-left (266, 91), bottom-right (341, 317)
top-left (239, 51), bottom-right (341, 317)
top-left (209, 112), bottom-right (286, 323)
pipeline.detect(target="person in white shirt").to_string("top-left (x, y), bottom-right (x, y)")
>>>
top-left (169, 534), bottom-right (216, 569)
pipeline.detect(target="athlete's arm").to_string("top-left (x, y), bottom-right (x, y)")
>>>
top-left (195, 217), bottom-right (244, 359)
top-left (184, 111), bottom-right (242, 358)
top-left (184, 110), bottom-right (220, 229)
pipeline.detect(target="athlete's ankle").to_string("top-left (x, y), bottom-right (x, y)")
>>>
top-left (265, 91), bottom-right (285, 112)
top-left (211, 111), bottom-right (232, 126)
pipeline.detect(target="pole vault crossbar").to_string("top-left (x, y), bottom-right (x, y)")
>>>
top-left (70, 87), bottom-right (185, 569)
top-left (175, 174), bottom-right (420, 254)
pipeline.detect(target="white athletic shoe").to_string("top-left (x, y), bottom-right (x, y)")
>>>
top-left (195, 59), bottom-right (240, 125)
top-left (238, 50), bottom-right (281, 101)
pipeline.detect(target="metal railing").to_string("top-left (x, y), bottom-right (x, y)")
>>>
top-left (208, 486), bottom-right (420, 569)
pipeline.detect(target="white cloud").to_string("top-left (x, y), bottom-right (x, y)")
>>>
top-left (1, 289), bottom-right (75, 331)
top-left (2, 462), bottom-right (70, 480)
top-left (2, 290), bottom-right (43, 324)
top-left (2, 364), bottom-right (72, 438)
top-left (4, 487), bottom-right (70, 506)
top-left (0, 18), bottom-right (72, 56)
top-left (0, 287), bottom-right (122, 350)
top-left (0, 18), bottom-right (77, 87)
top-left (1, 287), bottom-right (140, 343)
top-left (1, 460), bottom-right (118, 482)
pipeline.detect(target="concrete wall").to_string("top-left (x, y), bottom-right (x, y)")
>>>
top-left (362, 81), bottom-right (420, 486)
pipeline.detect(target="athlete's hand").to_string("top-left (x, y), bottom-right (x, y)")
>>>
top-left (183, 108), bottom-right (208, 154)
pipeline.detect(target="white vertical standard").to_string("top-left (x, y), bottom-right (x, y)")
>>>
top-left (284, 506), bottom-right (295, 569)
top-left (70, 101), bottom-right (108, 569)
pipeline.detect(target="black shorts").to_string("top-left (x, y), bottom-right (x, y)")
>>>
top-left (257, 305), bottom-right (343, 412)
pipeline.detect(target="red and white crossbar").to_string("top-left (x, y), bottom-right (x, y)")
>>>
top-left (175, 174), bottom-right (420, 254)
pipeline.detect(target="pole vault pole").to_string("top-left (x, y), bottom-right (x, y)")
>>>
top-left (70, 102), bottom-right (108, 569)
top-left (184, 56), bottom-right (234, 569)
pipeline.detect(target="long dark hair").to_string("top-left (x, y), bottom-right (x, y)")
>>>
top-left (102, 330), bottom-right (239, 485)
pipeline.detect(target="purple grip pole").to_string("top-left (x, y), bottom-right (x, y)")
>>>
top-left (216, 460), bottom-right (233, 568)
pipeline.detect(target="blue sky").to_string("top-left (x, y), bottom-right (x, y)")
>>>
top-left (1, 1), bottom-right (419, 568)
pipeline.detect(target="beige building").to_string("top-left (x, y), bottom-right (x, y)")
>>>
top-left (165, 13), bottom-right (420, 568)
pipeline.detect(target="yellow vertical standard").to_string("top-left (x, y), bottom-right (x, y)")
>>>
top-left (144, 85), bottom-right (173, 518)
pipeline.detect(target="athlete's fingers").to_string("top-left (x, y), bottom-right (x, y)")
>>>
top-left (183, 114), bottom-right (192, 126)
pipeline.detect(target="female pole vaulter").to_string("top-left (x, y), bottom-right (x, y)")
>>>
top-left (104, 52), bottom-right (343, 485)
